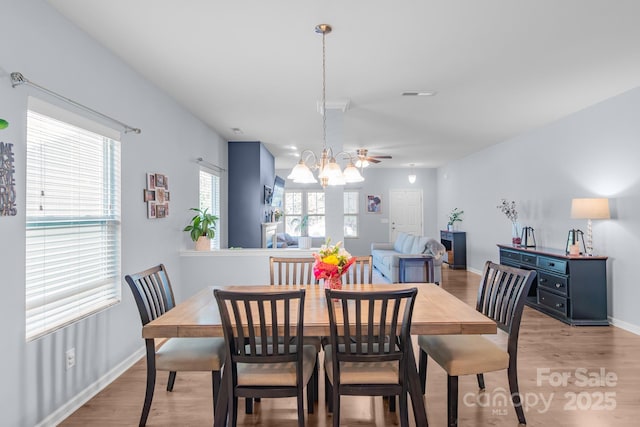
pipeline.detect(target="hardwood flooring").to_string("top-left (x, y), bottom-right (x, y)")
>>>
top-left (60, 267), bottom-right (640, 426)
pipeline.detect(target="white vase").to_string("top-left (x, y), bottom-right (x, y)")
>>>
top-left (195, 236), bottom-right (211, 251)
top-left (298, 236), bottom-right (312, 249)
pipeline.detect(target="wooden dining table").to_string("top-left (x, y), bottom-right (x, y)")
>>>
top-left (143, 282), bottom-right (496, 426)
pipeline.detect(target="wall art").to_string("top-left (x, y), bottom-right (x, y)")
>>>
top-left (144, 172), bottom-right (170, 219)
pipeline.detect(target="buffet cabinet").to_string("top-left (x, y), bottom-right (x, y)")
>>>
top-left (497, 244), bottom-right (608, 326)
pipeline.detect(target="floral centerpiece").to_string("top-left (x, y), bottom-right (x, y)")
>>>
top-left (312, 240), bottom-right (356, 290)
top-left (497, 199), bottom-right (520, 245)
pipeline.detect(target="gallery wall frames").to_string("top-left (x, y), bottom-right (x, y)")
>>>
top-left (144, 172), bottom-right (170, 219)
top-left (0, 141), bottom-right (17, 216)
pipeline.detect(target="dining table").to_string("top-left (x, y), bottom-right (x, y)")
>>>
top-left (143, 282), bottom-right (497, 427)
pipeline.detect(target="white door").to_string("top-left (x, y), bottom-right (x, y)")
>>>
top-left (389, 189), bottom-right (423, 241)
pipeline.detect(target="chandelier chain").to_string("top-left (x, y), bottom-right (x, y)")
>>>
top-left (322, 29), bottom-right (327, 150)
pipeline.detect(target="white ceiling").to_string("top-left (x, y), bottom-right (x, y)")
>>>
top-left (47, 0), bottom-right (640, 170)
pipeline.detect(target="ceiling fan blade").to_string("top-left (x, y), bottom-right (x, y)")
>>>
top-left (366, 158), bottom-right (382, 163)
top-left (369, 155), bottom-right (392, 159)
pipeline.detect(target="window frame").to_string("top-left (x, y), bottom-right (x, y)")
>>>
top-left (25, 98), bottom-right (122, 341)
top-left (198, 168), bottom-right (221, 249)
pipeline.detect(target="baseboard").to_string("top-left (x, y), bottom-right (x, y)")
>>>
top-left (36, 347), bottom-right (145, 427)
top-left (608, 316), bottom-right (640, 336)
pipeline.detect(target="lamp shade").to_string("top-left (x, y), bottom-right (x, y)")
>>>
top-left (287, 161), bottom-right (317, 183)
top-left (571, 198), bottom-right (610, 219)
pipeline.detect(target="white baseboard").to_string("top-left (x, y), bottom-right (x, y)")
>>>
top-left (36, 347), bottom-right (145, 427)
top-left (608, 316), bottom-right (640, 336)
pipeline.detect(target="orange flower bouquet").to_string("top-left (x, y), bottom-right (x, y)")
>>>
top-left (312, 240), bottom-right (356, 290)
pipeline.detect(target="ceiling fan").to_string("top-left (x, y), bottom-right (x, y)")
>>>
top-left (355, 148), bottom-right (392, 167)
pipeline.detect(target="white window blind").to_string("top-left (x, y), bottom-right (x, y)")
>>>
top-left (344, 191), bottom-right (359, 237)
top-left (25, 105), bottom-right (121, 341)
top-left (199, 169), bottom-right (221, 249)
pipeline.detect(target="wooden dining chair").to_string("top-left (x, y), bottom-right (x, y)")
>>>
top-left (418, 261), bottom-right (536, 427)
top-left (267, 256), bottom-right (321, 407)
top-left (343, 255), bottom-right (373, 284)
top-left (269, 256), bottom-right (317, 285)
top-left (125, 264), bottom-right (225, 427)
top-left (214, 289), bottom-right (316, 427)
top-left (324, 287), bottom-right (418, 427)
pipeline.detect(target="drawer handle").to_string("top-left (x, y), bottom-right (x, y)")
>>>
top-left (540, 278), bottom-right (547, 283)
top-left (549, 262), bottom-right (555, 267)
top-left (555, 303), bottom-right (564, 308)
top-left (555, 283), bottom-right (562, 288)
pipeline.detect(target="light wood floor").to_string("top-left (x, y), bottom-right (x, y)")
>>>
top-left (61, 267), bottom-right (640, 426)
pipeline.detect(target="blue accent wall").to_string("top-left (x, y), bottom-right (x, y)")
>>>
top-left (228, 141), bottom-right (275, 247)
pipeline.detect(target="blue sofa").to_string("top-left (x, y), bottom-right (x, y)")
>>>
top-left (371, 232), bottom-right (446, 283)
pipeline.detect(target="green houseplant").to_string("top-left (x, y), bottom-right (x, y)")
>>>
top-left (447, 208), bottom-right (464, 231)
top-left (184, 208), bottom-right (218, 251)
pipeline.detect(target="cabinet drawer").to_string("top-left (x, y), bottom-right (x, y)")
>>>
top-left (538, 272), bottom-right (568, 296)
top-left (538, 289), bottom-right (568, 316)
top-left (520, 253), bottom-right (537, 267)
top-left (500, 250), bottom-right (521, 264)
top-left (537, 256), bottom-right (567, 274)
top-left (441, 231), bottom-right (453, 240)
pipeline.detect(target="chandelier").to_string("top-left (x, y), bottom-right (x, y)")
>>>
top-left (287, 24), bottom-right (364, 189)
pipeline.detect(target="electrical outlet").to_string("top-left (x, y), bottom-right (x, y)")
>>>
top-left (66, 348), bottom-right (76, 370)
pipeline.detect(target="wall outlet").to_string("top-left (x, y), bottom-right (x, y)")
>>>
top-left (66, 348), bottom-right (76, 370)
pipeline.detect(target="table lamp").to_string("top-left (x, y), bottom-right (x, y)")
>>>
top-left (570, 198), bottom-right (610, 256)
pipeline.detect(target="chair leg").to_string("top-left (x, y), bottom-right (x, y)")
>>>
top-left (399, 389), bottom-right (409, 427)
top-left (476, 373), bottom-right (485, 390)
top-left (298, 386), bottom-right (306, 427)
top-left (313, 354), bottom-right (319, 402)
top-left (332, 388), bottom-right (340, 427)
top-left (230, 396), bottom-right (239, 427)
top-left (447, 375), bottom-right (458, 427)
top-left (245, 397), bottom-right (253, 414)
top-left (307, 381), bottom-right (314, 414)
top-left (212, 371), bottom-right (221, 410)
top-left (389, 395), bottom-right (396, 412)
top-left (166, 371), bottom-right (176, 392)
top-left (325, 373), bottom-right (333, 413)
top-left (508, 365), bottom-right (526, 424)
top-left (419, 349), bottom-right (428, 394)
top-left (140, 343), bottom-right (157, 427)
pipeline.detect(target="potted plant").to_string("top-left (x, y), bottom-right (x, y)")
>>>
top-left (447, 208), bottom-right (464, 231)
top-left (291, 215), bottom-right (312, 249)
top-left (183, 208), bottom-right (218, 251)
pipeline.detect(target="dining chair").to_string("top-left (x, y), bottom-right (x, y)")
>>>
top-left (269, 256), bottom-right (317, 285)
top-left (125, 264), bottom-right (225, 427)
top-left (268, 256), bottom-right (320, 409)
top-left (324, 287), bottom-right (418, 427)
top-left (214, 289), bottom-right (316, 427)
top-left (343, 255), bottom-right (373, 284)
top-left (418, 261), bottom-right (536, 427)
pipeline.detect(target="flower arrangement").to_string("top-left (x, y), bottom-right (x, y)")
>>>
top-left (497, 199), bottom-right (518, 222)
top-left (312, 240), bottom-right (356, 290)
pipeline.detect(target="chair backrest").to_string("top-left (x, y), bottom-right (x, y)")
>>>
top-left (125, 264), bottom-right (176, 326)
top-left (214, 289), bottom-right (306, 365)
top-left (343, 255), bottom-right (373, 284)
top-left (325, 288), bottom-right (418, 365)
top-left (270, 256), bottom-right (317, 285)
top-left (476, 261), bottom-right (536, 349)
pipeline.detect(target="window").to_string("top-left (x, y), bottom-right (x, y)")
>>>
top-left (344, 191), bottom-right (359, 237)
top-left (25, 99), bottom-right (121, 341)
top-left (199, 169), bottom-right (221, 249)
top-left (283, 190), bottom-right (325, 237)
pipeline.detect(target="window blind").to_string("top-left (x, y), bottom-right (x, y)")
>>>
top-left (25, 107), bottom-right (121, 341)
top-left (199, 169), bottom-right (220, 249)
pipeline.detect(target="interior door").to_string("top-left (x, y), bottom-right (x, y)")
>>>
top-left (389, 189), bottom-right (423, 241)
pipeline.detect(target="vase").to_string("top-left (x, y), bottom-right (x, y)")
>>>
top-left (447, 224), bottom-right (454, 232)
top-left (195, 236), bottom-right (211, 251)
top-left (324, 275), bottom-right (343, 291)
top-left (511, 222), bottom-right (522, 246)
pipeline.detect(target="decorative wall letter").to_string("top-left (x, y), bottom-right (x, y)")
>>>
top-left (0, 142), bottom-right (17, 216)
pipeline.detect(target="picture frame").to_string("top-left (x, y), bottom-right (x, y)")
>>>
top-left (146, 173), bottom-right (156, 189)
top-left (147, 202), bottom-right (157, 219)
top-left (143, 189), bottom-right (155, 202)
top-left (264, 185), bottom-right (273, 205)
top-left (367, 195), bottom-right (382, 213)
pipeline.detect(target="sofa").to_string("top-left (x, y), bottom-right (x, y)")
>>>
top-left (371, 232), bottom-right (446, 283)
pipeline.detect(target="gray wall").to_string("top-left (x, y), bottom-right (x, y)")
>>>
top-left (1, 2), bottom-right (227, 425)
top-left (437, 87), bottom-right (640, 332)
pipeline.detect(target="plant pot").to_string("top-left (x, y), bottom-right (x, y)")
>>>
top-left (195, 236), bottom-right (211, 251)
top-left (447, 224), bottom-right (454, 231)
top-left (298, 236), bottom-right (312, 249)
